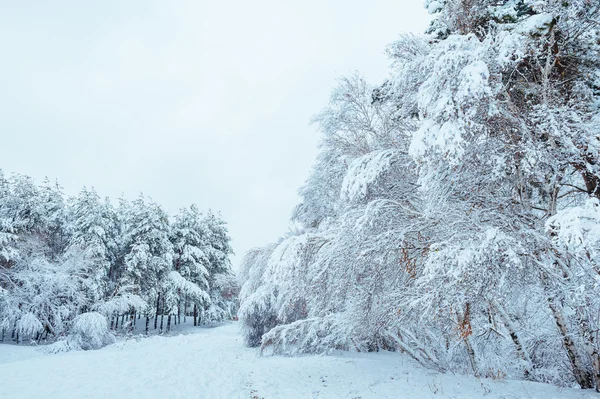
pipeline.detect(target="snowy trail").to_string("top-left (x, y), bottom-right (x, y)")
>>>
top-left (0, 322), bottom-right (596, 399)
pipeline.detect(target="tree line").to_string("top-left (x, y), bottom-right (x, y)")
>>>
top-left (0, 170), bottom-right (236, 347)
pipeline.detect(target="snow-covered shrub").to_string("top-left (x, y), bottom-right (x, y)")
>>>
top-left (238, 287), bottom-right (278, 347)
top-left (68, 312), bottom-right (115, 350)
top-left (260, 315), bottom-right (351, 355)
top-left (210, 273), bottom-right (240, 320)
top-left (43, 312), bottom-right (115, 353)
top-left (16, 313), bottom-right (44, 338)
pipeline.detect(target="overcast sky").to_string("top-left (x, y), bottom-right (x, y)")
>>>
top-left (0, 1), bottom-right (430, 267)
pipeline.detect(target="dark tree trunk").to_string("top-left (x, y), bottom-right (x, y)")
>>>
top-left (577, 159), bottom-right (600, 200)
top-left (167, 315), bottom-right (172, 332)
top-left (160, 297), bottom-right (165, 333)
top-left (184, 297), bottom-right (188, 324)
top-left (592, 350), bottom-right (600, 393)
top-left (154, 293), bottom-right (161, 330)
top-left (145, 316), bottom-right (150, 335)
top-left (193, 304), bottom-right (198, 327)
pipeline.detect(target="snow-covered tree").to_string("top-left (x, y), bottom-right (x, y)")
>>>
top-left (121, 196), bottom-right (174, 332)
top-left (202, 210), bottom-right (235, 322)
top-left (170, 205), bottom-right (211, 326)
top-left (66, 187), bottom-right (115, 302)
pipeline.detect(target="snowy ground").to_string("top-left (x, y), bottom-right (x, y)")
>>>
top-left (0, 322), bottom-right (596, 399)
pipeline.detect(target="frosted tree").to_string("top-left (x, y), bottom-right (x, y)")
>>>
top-left (238, 243), bottom-right (279, 347)
top-left (0, 246), bottom-right (96, 343)
top-left (67, 187), bottom-right (115, 303)
top-left (201, 210), bottom-right (235, 322)
top-left (121, 196), bottom-right (174, 333)
top-left (0, 170), bottom-right (18, 268)
top-left (170, 205), bottom-right (211, 326)
top-left (293, 74), bottom-right (411, 228)
top-left (37, 178), bottom-right (68, 257)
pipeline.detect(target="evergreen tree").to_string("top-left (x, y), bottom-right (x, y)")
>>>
top-left (122, 196), bottom-right (174, 332)
top-left (170, 205), bottom-right (211, 326)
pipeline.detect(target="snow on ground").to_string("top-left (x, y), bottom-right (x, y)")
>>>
top-left (0, 322), bottom-right (596, 399)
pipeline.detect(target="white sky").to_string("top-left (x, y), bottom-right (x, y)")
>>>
top-left (0, 1), bottom-right (430, 267)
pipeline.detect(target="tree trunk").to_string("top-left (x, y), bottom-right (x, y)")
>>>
top-left (184, 296), bottom-right (188, 324)
top-left (145, 316), bottom-right (150, 335)
top-left (167, 315), bottom-right (172, 332)
top-left (490, 299), bottom-right (532, 379)
top-left (576, 158), bottom-right (600, 200)
top-left (154, 293), bottom-right (161, 330)
top-left (193, 304), bottom-right (198, 327)
top-left (592, 350), bottom-right (600, 393)
top-left (160, 296), bottom-right (165, 333)
top-left (548, 299), bottom-right (594, 389)
top-left (464, 336), bottom-right (478, 377)
top-left (540, 268), bottom-right (594, 390)
top-left (578, 308), bottom-right (600, 392)
top-left (458, 303), bottom-right (478, 377)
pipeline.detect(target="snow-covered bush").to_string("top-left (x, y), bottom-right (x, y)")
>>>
top-left (15, 313), bottom-right (44, 339)
top-left (239, 288), bottom-right (278, 347)
top-left (69, 312), bottom-right (115, 350)
top-left (43, 312), bottom-right (115, 353)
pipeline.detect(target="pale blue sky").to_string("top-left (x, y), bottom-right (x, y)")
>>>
top-left (0, 1), bottom-right (430, 266)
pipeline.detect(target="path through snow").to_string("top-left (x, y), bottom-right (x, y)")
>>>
top-left (0, 322), bottom-right (596, 399)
